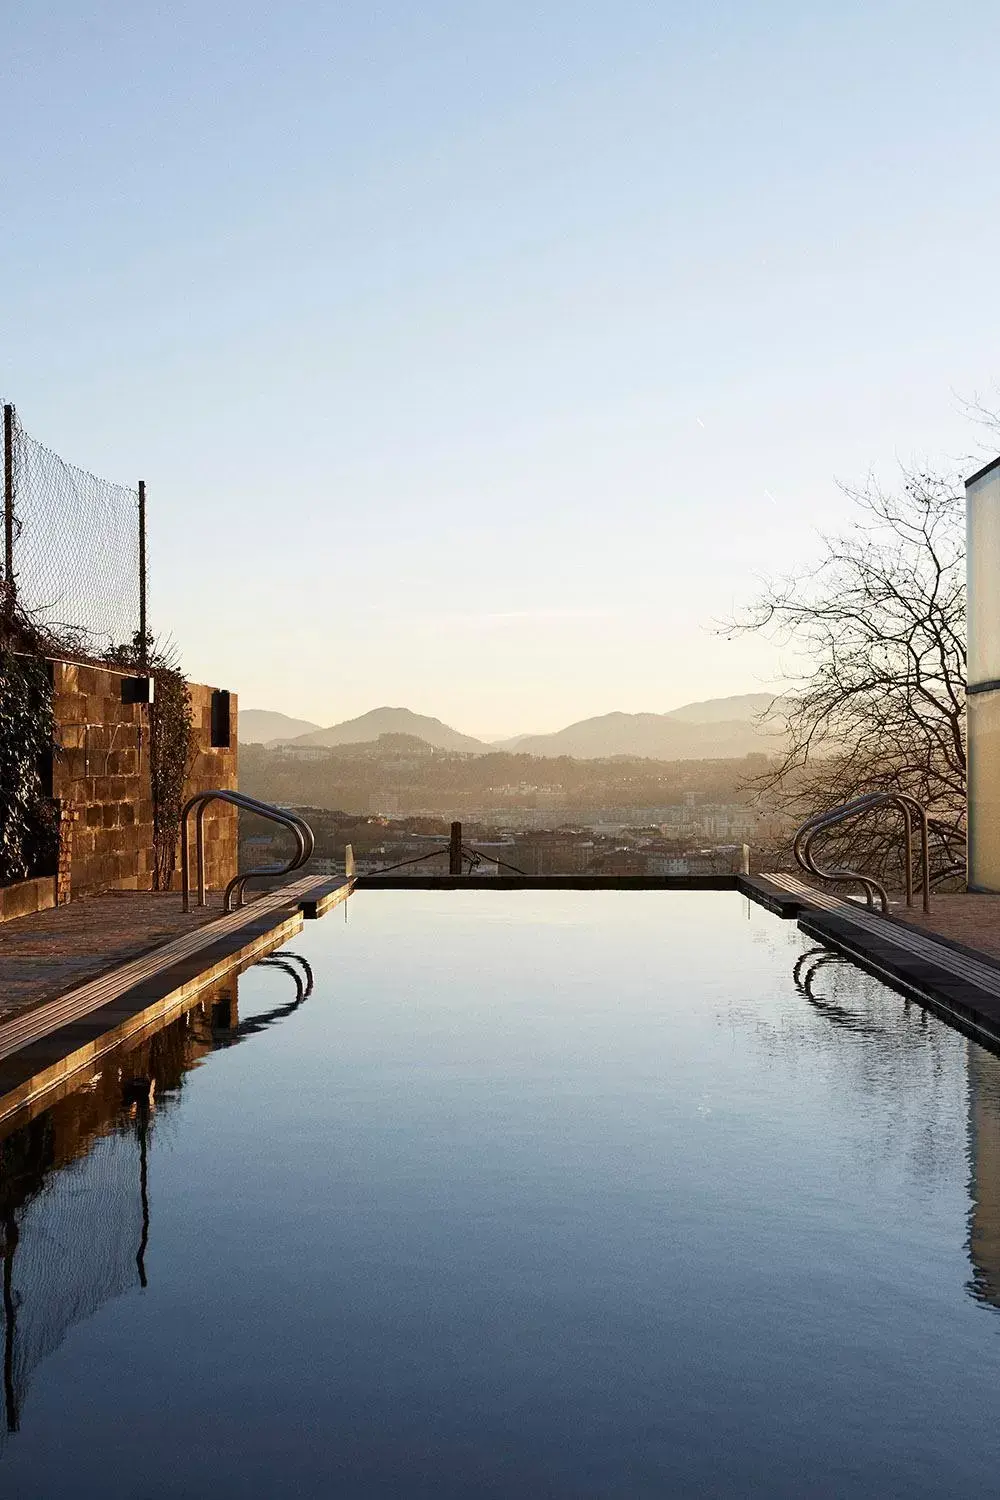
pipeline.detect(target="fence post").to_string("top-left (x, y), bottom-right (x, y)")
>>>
top-left (137, 479), bottom-right (147, 665)
top-left (3, 404), bottom-right (14, 615)
top-left (449, 821), bottom-right (463, 876)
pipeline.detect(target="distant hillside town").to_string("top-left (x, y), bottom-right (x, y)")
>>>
top-left (238, 802), bottom-right (788, 882)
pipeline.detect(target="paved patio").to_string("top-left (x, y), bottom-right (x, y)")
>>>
top-left (0, 891), bottom-right (226, 1022)
top-left (889, 893), bottom-right (1000, 963)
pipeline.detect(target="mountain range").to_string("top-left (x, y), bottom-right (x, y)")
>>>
top-left (239, 694), bottom-right (787, 762)
top-left (236, 710), bottom-right (324, 744)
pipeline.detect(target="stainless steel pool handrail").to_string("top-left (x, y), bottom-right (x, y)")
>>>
top-left (792, 791), bottom-right (930, 915)
top-left (180, 790), bottom-right (315, 912)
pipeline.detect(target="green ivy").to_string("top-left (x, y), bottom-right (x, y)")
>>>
top-left (148, 666), bottom-right (194, 890)
top-left (0, 652), bottom-right (58, 885)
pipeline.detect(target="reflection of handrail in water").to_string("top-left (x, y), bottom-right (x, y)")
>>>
top-left (792, 945), bottom-right (1000, 1318)
top-left (197, 953), bottom-right (315, 1047)
top-left (792, 948), bottom-right (899, 1036)
top-left (258, 952), bottom-right (314, 998)
top-left (122, 1079), bottom-right (154, 1291)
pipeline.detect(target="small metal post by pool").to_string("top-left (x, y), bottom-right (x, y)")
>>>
top-left (966, 456), bottom-right (1000, 890)
top-left (449, 822), bottom-right (463, 876)
top-left (138, 479), bottom-right (147, 665)
top-left (3, 404), bottom-right (14, 620)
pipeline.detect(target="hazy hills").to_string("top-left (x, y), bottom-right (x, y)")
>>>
top-left (239, 710), bottom-right (322, 744)
top-left (502, 694), bottom-right (785, 759)
top-left (240, 694), bottom-right (786, 762)
top-left (274, 706), bottom-right (487, 754)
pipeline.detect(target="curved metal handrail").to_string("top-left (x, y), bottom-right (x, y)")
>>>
top-left (180, 789), bottom-right (314, 912)
top-left (794, 794), bottom-right (889, 911)
top-left (792, 792), bottom-right (930, 915)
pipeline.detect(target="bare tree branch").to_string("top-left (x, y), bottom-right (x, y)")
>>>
top-left (723, 464), bottom-right (966, 887)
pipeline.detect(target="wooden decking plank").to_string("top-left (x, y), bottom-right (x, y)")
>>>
top-left (761, 873), bottom-right (1000, 997)
top-left (0, 875), bottom-right (350, 1066)
top-left (799, 910), bottom-right (1000, 1052)
top-left (743, 871), bottom-right (1000, 1045)
top-left (0, 908), bottom-right (306, 1126)
top-left (300, 878), bottom-right (352, 919)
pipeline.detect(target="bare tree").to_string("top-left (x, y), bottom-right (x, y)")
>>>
top-left (726, 465), bottom-right (966, 886)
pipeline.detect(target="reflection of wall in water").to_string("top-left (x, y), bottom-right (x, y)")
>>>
top-left (0, 972), bottom-right (240, 1441)
top-left (967, 1042), bottom-right (1000, 1309)
top-left (790, 949), bottom-right (1000, 1314)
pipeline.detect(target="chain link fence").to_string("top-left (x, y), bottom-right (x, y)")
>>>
top-left (2, 403), bottom-right (144, 657)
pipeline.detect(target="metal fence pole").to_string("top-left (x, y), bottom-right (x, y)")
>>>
top-left (138, 479), bottom-right (147, 665)
top-left (3, 405), bottom-right (14, 613)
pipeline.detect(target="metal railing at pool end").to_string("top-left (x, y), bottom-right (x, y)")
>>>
top-left (792, 791), bottom-right (930, 915)
top-left (180, 790), bottom-right (315, 913)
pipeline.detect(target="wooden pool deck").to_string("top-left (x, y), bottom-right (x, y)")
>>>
top-left (0, 876), bottom-right (351, 1124)
top-left (0, 890), bottom-right (230, 1021)
top-left (744, 874), bottom-right (1000, 1052)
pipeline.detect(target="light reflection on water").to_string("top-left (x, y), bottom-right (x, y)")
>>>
top-left (0, 890), bottom-right (998, 1498)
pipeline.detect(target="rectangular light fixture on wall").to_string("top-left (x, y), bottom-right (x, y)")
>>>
top-left (211, 690), bottom-right (231, 749)
top-left (121, 676), bottom-right (153, 705)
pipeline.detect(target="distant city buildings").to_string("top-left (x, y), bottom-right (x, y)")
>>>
top-left (658, 801), bottom-right (759, 841)
top-left (239, 791), bottom-right (777, 881)
top-left (507, 833), bottom-right (595, 875)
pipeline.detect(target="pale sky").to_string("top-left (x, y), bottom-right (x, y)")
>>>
top-left (3, 1), bottom-right (999, 737)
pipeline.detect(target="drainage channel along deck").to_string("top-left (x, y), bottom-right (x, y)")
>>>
top-left (743, 873), bottom-right (1000, 1049)
top-left (0, 876), bottom-right (351, 1123)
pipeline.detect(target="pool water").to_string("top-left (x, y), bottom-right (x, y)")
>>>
top-left (1, 890), bottom-right (999, 1497)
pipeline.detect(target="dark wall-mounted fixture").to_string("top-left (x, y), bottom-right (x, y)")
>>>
top-left (121, 676), bottom-right (154, 705)
top-left (211, 689), bottom-right (232, 748)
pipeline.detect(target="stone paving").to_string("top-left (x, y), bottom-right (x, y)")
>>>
top-left (889, 893), bottom-right (1000, 963)
top-left (0, 891), bottom-right (226, 1022)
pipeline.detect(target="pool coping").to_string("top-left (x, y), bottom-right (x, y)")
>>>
top-left (355, 874), bottom-right (738, 889)
top-left (740, 875), bottom-right (1000, 1051)
top-left (0, 876), bottom-right (352, 1126)
top-left (6, 870), bottom-right (1000, 1125)
top-left (796, 911), bottom-right (1000, 1053)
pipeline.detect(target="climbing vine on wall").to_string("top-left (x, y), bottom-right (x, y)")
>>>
top-left (148, 665), bottom-right (194, 890)
top-left (105, 633), bottom-right (195, 892)
top-left (0, 652), bottom-right (58, 885)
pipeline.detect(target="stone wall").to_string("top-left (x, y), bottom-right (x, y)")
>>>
top-left (184, 683), bottom-right (239, 894)
top-left (49, 661), bottom-right (238, 899)
top-left (0, 874), bottom-right (59, 923)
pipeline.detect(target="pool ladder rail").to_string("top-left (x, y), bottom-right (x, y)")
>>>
top-left (792, 792), bottom-right (931, 915)
top-left (181, 790), bottom-right (316, 913)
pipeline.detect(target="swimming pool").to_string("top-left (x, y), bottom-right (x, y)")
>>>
top-left (1, 890), bottom-right (998, 1497)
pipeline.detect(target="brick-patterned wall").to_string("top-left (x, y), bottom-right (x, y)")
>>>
top-left (49, 661), bottom-right (238, 899)
top-left (181, 683), bottom-right (239, 893)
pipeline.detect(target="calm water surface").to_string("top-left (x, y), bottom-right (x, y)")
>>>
top-left (1, 890), bottom-right (999, 1497)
